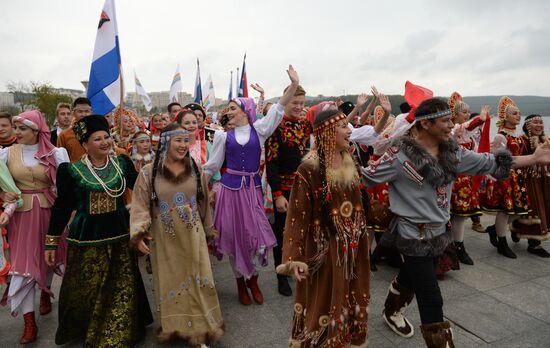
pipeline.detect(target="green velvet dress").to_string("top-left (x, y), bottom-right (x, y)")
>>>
top-left (46, 155), bottom-right (153, 347)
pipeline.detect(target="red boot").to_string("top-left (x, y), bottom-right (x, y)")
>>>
top-left (236, 277), bottom-right (251, 305)
top-left (20, 312), bottom-right (37, 344)
top-left (39, 288), bottom-right (52, 315)
top-left (246, 275), bottom-right (264, 305)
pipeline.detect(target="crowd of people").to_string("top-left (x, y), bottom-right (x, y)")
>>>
top-left (0, 65), bottom-right (549, 348)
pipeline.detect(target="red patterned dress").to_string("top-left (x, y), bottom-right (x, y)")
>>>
top-left (480, 128), bottom-right (530, 214)
top-left (450, 119), bottom-right (484, 217)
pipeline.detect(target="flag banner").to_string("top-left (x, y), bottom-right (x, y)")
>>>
top-left (228, 70), bottom-right (233, 101)
top-left (203, 74), bottom-right (216, 111)
top-left (194, 59), bottom-right (203, 104)
top-left (238, 53), bottom-right (248, 97)
top-left (87, 0), bottom-right (122, 115)
top-left (169, 65), bottom-right (182, 103)
top-left (134, 72), bottom-right (152, 112)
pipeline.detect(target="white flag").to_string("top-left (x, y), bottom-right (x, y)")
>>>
top-left (203, 75), bottom-right (216, 111)
top-left (134, 72), bottom-right (152, 112)
top-left (169, 65), bottom-right (182, 103)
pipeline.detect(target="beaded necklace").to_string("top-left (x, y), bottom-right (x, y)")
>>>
top-left (83, 155), bottom-right (126, 198)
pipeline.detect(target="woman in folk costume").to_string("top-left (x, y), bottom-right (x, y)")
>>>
top-left (112, 108), bottom-right (141, 149)
top-left (150, 113), bottom-right (168, 151)
top-left (447, 92), bottom-right (490, 265)
top-left (480, 96), bottom-right (529, 258)
top-left (130, 123), bottom-right (223, 347)
top-left (0, 110), bottom-right (69, 344)
top-left (45, 115), bottom-right (153, 347)
top-left (177, 109), bottom-right (209, 165)
top-left (277, 108), bottom-right (370, 348)
top-left (511, 114), bottom-right (550, 257)
top-left (129, 131), bottom-right (155, 172)
top-left (203, 65), bottom-right (299, 305)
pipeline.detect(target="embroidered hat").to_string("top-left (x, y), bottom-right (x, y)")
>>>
top-left (73, 115), bottom-right (110, 144)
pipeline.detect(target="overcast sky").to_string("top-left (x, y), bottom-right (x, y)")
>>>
top-left (1, 0), bottom-right (549, 98)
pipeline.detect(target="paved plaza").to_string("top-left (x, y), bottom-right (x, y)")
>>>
top-left (1, 214), bottom-right (550, 347)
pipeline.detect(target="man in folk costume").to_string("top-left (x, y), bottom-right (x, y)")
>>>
top-left (480, 96), bottom-right (529, 258)
top-left (511, 114), bottom-right (550, 257)
top-left (265, 83), bottom-right (311, 296)
top-left (362, 98), bottom-right (550, 347)
top-left (447, 92), bottom-right (490, 265)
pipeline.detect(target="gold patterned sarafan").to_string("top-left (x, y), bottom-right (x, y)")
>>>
top-left (89, 191), bottom-right (117, 215)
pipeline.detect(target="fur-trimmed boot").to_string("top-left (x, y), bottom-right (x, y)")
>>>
top-left (236, 277), bottom-right (251, 306)
top-left (382, 279), bottom-right (415, 338)
top-left (39, 288), bottom-right (52, 315)
top-left (20, 312), bottom-right (38, 344)
top-left (421, 321), bottom-right (455, 348)
top-left (246, 274), bottom-right (264, 304)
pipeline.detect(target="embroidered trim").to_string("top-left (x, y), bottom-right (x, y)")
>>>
top-left (45, 235), bottom-right (60, 245)
top-left (402, 160), bottom-right (424, 185)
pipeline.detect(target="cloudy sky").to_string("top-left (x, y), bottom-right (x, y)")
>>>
top-left (1, 0), bottom-right (549, 98)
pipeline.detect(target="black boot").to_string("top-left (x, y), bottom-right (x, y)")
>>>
top-left (527, 240), bottom-right (550, 258)
top-left (277, 274), bottom-right (292, 296)
top-left (454, 241), bottom-right (474, 265)
top-left (497, 237), bottom-right (517, 259)
top-left (370, 251), bottom-right (378, 272)
top-left (486, 225), bottom-right (497, 247)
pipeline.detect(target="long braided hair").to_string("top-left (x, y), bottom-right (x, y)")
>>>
top-left (313, 108), bottom-right (348, 236)
top-left (150, 122), bottom-right (204, 207)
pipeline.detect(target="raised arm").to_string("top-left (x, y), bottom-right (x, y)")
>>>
top-left (373, 94), bottom-right (392, 135)
top-left (360, 87), bottom-right (379, 125)
top-left (346, 93), bottom-right (368, 124)
top-left (251, 83), bottom-right (265, 115)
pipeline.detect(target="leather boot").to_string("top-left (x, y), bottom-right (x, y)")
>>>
top-left (454, 241), bottom-right (474, 265)
top-left (421, 321), bottom-right (455, 348)
top-left (20, 312), bottom-right (38, 344)
top-left (382, 278), bottom-right (415, 338)
top-left (246, 274), bottom-right (264, 305)
top-left (497, 237), bottom-right (517, 259)
top-left (39, 288), bottom-right (52, 315)
top-left (486, 225), bottom-right (497, 247)
top-left (236, 277), bottom-right (251, 306)
top-left (277, 274), bottom-right (292, 296)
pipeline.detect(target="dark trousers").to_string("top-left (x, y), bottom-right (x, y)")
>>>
top-left (396, 255), bottom-right (444, 324)
top-left (272, 191), bottom-right (290, 268)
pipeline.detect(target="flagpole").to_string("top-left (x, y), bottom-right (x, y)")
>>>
top-left (118, 64), bottom-right (123, 128)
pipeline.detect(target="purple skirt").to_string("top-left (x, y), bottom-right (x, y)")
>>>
top-left (213, 183), bottom-right (276, 278)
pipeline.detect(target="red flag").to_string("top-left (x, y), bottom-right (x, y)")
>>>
top-left (404, 81), bottom-right (434, 122)
top-left (472, 115), bottom-right (491, 192)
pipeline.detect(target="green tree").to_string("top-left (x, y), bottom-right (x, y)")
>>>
top-left (30, 82), bottom-right (72, 126)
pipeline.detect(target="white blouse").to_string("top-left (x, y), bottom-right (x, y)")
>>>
top-left (0, 144), bottom-right (69, 168)
top-left (203, 102), bottom-right (285, 176)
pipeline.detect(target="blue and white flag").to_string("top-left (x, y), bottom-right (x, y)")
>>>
top-left (203, 74), bottom-right (215, 111)
top-left (194, 58), bottom-right (203, 104)
top-left (87, 0), bottom-right (122, 115)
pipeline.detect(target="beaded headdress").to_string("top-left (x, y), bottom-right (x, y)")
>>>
top-left (447, 91), bottom-right (467, 122)
top-left (497, 96), bottom-right (519, 130)
top-left (313, 109), bottom-right (349, 201)
top-left (73, 115), bottom-right (110, 144)
top-left (158, 129), bottom-right (189, 153)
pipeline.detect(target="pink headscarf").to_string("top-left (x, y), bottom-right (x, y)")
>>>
top-left (12, 110), bottom-right (58, 190)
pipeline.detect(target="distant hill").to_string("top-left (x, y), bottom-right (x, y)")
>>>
top-left (268, 95), bottom-right (550, 116)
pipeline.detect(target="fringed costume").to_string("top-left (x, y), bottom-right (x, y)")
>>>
top-left (277, 110), bottom-right (370, 348)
